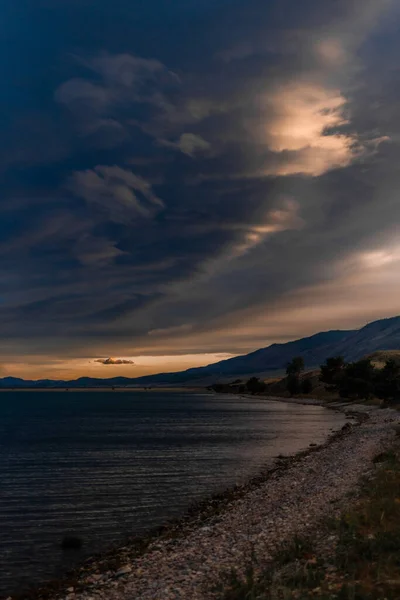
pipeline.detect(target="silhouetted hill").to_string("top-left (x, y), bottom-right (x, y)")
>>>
top-left (130, 329), bottom-right (353, 385)
top-left (325, 316), bottom-right (400, 362)
top-left (1, 315), bottom-right (399, 388)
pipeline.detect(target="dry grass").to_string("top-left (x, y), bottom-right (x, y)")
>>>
top-left (217, 444), bottom-right (400, 600)
top-left (367, 350), bottom-right (400, 369)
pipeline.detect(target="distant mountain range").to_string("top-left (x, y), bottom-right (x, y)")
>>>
top-left (2, 315), bottom-right (400, 388)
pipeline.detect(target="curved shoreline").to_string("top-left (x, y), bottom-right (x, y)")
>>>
top-left (4, 398), bottom-right (354, 600)
top-left (5, 398), bottom-right (394, 600)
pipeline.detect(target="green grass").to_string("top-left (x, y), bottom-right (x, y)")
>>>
top-left (372, 450), bottom-right (397, 464)
top-left (274, 535), bottom-right (314, 565)
top-left (216, 444), bottom-right (400, 600)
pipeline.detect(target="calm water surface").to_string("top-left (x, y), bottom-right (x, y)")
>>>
top-left (0, 391), bottom-right (347, 594)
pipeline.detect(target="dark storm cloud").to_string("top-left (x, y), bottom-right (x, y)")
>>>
top-left (1, 0), bottom-right (400, 364)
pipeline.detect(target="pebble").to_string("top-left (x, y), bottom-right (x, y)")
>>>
top-left (115, 566), bottom-right (132, 577)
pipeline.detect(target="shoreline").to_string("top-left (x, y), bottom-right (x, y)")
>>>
top-left (4, 398), bottom-right (396, 600)
top-left (0, 387), bottom-right (207, 393)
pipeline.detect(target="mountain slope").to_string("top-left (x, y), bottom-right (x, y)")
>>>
top-left (137, 329), bottom-right (353, 382)
top-left (116, 318), bottom-right (400, 384)
top-left (1, 316), bottom-right (399, 387)
top-left (325, 316), bottom-right (400, 362)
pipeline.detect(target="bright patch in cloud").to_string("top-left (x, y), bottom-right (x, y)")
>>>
top-left (231, 198), bottom-right (304, 258)
top-left (262, 82), bottom-right (359, 176)
top-left (360, 249), bottom-right (400, 268)
top-left (315, 38), bottom-right (347, 66)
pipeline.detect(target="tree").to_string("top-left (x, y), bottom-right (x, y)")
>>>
top-left (286, 357), bottom-right (304, 396)
top-left (246, 377), bottom-right (266, 394)
top-left (211, 383), bottom-right (225, 393)
top-left (374, 359), bottom-right (400, 403)
top-left (301, 378), bottom-right (313, 394)
top-left (319, 356), bottom-right (345, 389)
top-left (287, 374), bottom-right (301, 395)
top-left (339, 377), bottom-right (374, 400)
top-left (286, 356), bottom-right (305, 376)
top-left (339, 359), bottom-right (376, 400)
top-left (345, 358), bottom-right (375, 382)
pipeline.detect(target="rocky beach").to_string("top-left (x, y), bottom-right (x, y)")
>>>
top-left (8, 398), bottom-right (397, 600)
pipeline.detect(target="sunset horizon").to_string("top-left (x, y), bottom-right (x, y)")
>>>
top-left (2, 312), bottom-right (399, 381)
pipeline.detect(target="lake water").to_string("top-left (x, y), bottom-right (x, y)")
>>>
top-left (0, 391), bottom-right (347, 595)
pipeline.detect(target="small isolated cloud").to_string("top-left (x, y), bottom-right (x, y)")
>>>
top-left (95, 357), bottom-right (135, 365)
top-left (68, 165), bottom-right (164, 222)
top-left (72, 234), bottom-right (126, 266)
top-left (159, 133), bottom-right (211, 157)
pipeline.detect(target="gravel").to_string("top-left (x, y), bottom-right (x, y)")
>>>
top-left (49, 401), bottom-right (398, 600)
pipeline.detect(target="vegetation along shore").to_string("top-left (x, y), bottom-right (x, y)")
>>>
top-left (211, 349), bottom-right (400, 404)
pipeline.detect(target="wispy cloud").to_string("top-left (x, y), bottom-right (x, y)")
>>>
top-left (55, 52), bottom-right (180, 148)
top-left (55, 53), bottom-right (170, 113)
top-left (72, 234), bottom-right (126, 266)
top-left (68, 165), bottom-right (164, 222)
top-left (148, 323), bottom-right (193, 336)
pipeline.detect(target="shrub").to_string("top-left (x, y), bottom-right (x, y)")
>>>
top-left (246, 377), bottom-right (266, 394)
top-left (301, 378), bottom-right (313, 394)
top-left (211, 383), bottom-right (225, 393)
top-left (339, 376), bottom-right (374, 400)
top-left (374, 359), bottom-right (400, 402)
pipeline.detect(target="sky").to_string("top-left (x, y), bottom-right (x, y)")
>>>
top-left (2, 0), bottom-right (400, 379)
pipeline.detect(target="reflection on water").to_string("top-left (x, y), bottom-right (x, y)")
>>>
top-left (0, 391), bottom-right (347, 594)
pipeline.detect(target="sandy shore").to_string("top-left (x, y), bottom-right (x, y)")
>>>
top-left (9, 399), bottom-right (398, 600)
